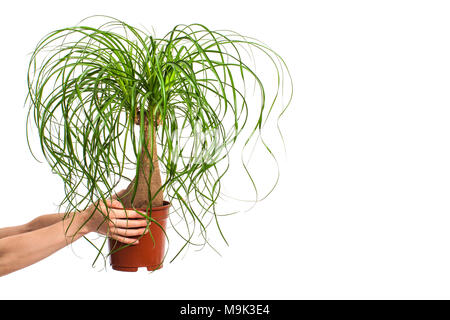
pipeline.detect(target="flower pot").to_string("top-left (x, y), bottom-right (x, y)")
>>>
top-left (108, 201), bottom-right (170, 272)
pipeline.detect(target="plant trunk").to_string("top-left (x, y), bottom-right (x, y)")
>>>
top-left (119, 121), bottom-right (164, 209)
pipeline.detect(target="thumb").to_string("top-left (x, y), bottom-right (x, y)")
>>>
top-left (109, 199), bottom-right (124, 209)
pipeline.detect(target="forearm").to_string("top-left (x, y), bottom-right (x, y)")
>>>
top-left (0, 213), bottom-right (64, 240)
top-left (26, 213), bottom-right (65, 232)
top-left (0, 213), bottom-right (89, 277)
top-left (0, 224), bottom-right (29, 240)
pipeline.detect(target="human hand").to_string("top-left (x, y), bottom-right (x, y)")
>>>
top-left (83, 198), bottom-right (149, 244)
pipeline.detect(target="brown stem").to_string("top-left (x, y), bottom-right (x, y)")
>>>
top-left (119, 121), bottom-right (164, 209)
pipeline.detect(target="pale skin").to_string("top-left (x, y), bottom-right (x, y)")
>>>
top-left (0, 197), bottom-right (150, 277)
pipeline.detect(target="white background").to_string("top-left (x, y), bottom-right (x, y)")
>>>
top-left (1, 0), bottom-right (450, 299)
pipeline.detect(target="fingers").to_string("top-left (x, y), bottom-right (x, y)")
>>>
top-left (109, 226), bottom-right (149, 237)
top-left (109, 234), bottom-right (141, 245)
top-left (109, 226), bottom-right (149, 245)
top-left (110, 209), bottom-right (145, 219)
top-left (109, 217), bottom-right (149, 228)
top-left (107, 216), bottom-right (150, 245)
top-left (108, 199), bottom-right (124, 209)
top-left (100, 197), bottom-right (151, 245)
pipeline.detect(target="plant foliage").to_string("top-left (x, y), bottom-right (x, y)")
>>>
top-left (26, 16), bottom-right (292, 264)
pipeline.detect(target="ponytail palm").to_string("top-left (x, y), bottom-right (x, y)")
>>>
top-left (26, 16), bottom-right (292, 264)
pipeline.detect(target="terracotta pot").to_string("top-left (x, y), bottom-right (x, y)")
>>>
top-left (108, 201), bottom-right (170, 272)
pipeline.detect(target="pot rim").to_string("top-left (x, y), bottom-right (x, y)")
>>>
top-left (109, 200), bottom-right (171, 212)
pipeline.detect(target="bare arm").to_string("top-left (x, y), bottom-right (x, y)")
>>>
top-left (0, 189), bottom-right (129, 240)
top-left (0, 213), bottom-right (63, 240)
top-left (0, 189), bottom-right (131, 240)
top-left (0, 213), bottom-right (89, 276)
top-left (0, 199), bottom-right (149, 277)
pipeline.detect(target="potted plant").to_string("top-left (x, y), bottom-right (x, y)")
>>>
top-left (26, 16), bottom-right (292, 271)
